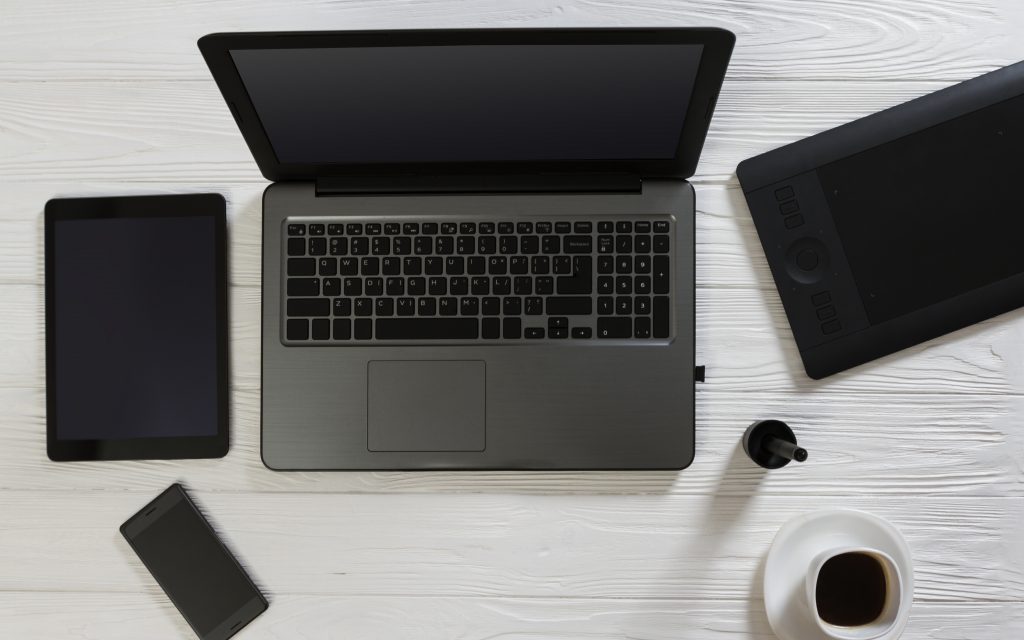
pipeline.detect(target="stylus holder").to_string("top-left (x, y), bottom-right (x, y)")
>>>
top-left (743, 420), bottom-right (808, 469)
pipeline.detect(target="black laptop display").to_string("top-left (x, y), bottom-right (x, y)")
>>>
top-left (229, 43), bottom-right (703, 165)
top-left (200, 29), bottom-right (734, 183)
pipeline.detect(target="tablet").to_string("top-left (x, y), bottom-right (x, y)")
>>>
top-left (737, 61), bottom-right (1024, 379)
top-left (45, 194), bottom-right (228, 460)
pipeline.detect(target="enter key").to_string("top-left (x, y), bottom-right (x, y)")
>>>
top-left (556, 256), bottom-right (592, 294)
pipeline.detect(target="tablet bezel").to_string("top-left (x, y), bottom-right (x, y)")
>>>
top-left (45, 194), bottom-right (229, 460)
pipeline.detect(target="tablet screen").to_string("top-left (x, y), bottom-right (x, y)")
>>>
top-left (51, 215), bottom-right (219, 440)
top-left (818, 93), bottom-right (1024, 325)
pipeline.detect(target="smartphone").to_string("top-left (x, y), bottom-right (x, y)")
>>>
top-left (121, 484), bottom-right (268, 639)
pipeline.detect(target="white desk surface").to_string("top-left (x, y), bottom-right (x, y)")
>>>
top-left (2, 1), bottom-right (1024, 638)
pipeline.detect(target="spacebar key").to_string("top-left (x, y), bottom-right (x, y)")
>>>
top-left (376, 318), bottom-right (479, 339)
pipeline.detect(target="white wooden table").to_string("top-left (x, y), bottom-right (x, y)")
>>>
top-left (3, 1), bottom-right (1023, 638)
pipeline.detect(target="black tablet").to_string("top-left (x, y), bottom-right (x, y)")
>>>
top-left (737, 61), bottom-right (1024, 379)
top-left (45, 194), bottom-right (229, 460)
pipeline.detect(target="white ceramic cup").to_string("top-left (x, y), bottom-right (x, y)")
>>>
top-left (805, 547), bottom-right (903, 640)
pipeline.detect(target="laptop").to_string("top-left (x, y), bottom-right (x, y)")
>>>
top-left (199, 28), bottom-right (734, 470)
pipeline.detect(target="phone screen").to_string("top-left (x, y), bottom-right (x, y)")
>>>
top-left (121, 485), bottom-right (267, 639)
top-left (51, 215), bottom-right (219, 441)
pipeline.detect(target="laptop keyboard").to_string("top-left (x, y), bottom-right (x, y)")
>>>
top-left (281, 216), bottom-right (674, 344)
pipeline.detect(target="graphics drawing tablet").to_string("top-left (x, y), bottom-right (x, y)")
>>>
top-left (737, 61), bottom-right (1024, 379)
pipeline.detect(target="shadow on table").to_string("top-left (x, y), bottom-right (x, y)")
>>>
top-left (725, 181), bottom-right (812, 391)
top-left (698, 438), bottom-right (768, 546)
top-left (623, 440), bottom-right (772, 636)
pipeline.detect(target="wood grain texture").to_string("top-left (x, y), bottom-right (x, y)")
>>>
top-left (1, 490), bottom-right (1021, 602)
top-left (2, 386), bottom-right (1023, 497)
top-left (4, 274), bottom-right (1023, 396)
top-left (3, 0), bottom-right (1024, 81)
top-left (2, 594), bottom-right (1020, 640)
top-left (4, 184), bottom-right (1024, 395)
top-left (1, 80), bottom-right (1015, 184)
top-left (3, 1), bottom-right (1024, 638)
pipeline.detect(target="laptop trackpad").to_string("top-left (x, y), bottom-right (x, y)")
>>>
top-left (367, 360), bottom-right (486, 452)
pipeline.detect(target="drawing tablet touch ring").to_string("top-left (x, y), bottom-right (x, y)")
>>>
top-left (784, 238), bottom-right (829, 284)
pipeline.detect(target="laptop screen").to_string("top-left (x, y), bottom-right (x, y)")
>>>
top-left (229, 44), bottom-right (704, 165)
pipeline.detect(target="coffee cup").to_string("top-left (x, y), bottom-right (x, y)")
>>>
top-left (805, 547), bottom-right (903, 640)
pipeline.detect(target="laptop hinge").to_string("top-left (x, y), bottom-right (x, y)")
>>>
top-left (315, 173), bottom-right (642, 196)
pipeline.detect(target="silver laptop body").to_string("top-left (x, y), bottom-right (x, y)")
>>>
top-left (197, 27), bottom-right (734, 469)
top-left (261, 180), bottom-right (695, 469)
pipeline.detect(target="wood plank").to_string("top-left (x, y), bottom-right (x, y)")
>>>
top-left (3, 271), bottom-right (1022, 394)
top-left (0, 284), bottom-right (261, 389)
top-left (0, 79), bottom-right (1006, 184)
top-left (2, 0), bottom-right (1024, 81)
top-left (2, 386), bottom-right (1022, 497)
top-left (3, 3), bottom-right (1023, 639)
top-left (0, 593), bottom-right (1020, 640)
top-left (4, 177), bottom-right (1013, 301)
top-left (0, 182), bottom-right (264, 286)
top-left (0, 180), bottom-right (773, 290)
top-left (10, 177), bottom-right (1024, 325)
top-left (0, 490), bottom-right (1020, 601)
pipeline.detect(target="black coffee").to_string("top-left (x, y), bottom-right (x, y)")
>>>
top-left (815, 552), bottom-right (887, 626)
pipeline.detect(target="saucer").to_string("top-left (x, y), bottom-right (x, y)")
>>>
top-left (764, 509), bottom-right (914, 640)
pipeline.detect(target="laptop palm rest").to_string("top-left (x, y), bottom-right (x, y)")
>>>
top-left (366, 360), bottom-right (486, 452)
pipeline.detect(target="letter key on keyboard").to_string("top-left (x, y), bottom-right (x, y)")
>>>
top-left (282, 217), bottom-right (673, 343)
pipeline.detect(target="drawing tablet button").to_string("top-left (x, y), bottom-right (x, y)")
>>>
top-left (796, 249), bottom-right (819, 271)
top-left (784, 239), bottom-right (829, 284)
